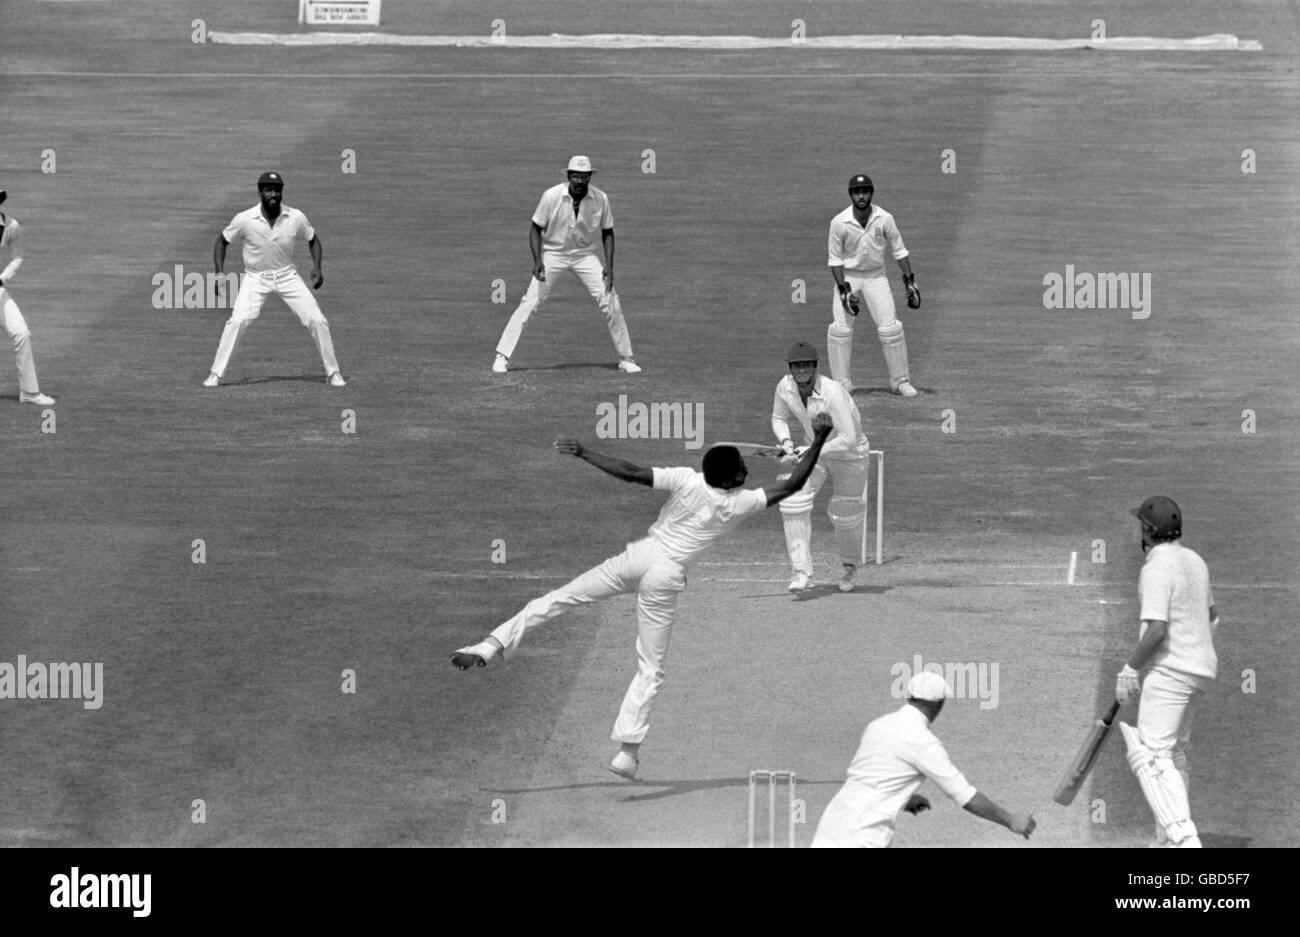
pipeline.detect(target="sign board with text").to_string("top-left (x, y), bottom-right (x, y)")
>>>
top-left (298, 0), bottom-right (382, 26)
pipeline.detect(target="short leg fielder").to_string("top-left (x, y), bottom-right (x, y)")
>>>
top-left (826, 274), bottom-right (913, 394)
top-left (486, 537), bottom-right (683, 743)
top-left (495, 253), bottom-right (633, 361)
top-left (1118, 668), bottom-right (1205, 847)
top-left (209, 269), bottom-right (340, 378)
top-left (1, 289), bottom-right (42, 395)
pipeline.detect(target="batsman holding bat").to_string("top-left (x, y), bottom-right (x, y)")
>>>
top-left (826, 174), bottom-right (920, 397)
top-left (1114, 496), bottom-right (1219, 848)
top-left (0, 190), bottom-right (57, 406)
top-left (771, 341), bottom-right (871, 593)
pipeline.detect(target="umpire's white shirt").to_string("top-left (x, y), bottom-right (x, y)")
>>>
top-left (771, 374), bottom-right (866, 456)
top-left (223, 205), bottom-right (315, 273)
top-left (647, 468), bottom-right (767, 566)
top-left (827, 204), bottom-right (908, 277)
top-left (1139, 542), bottom-right (1217, 682)
top-left (533, 183), bottom-right (613, 260)
top-left (812, 704), bottom-right (977, 848)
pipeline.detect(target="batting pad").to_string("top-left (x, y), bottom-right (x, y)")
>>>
top-left (826, 453), bottom-right (870, 564)
top-left (826, 323), bottom-right (854, 385)
top-left (1120, 722), bottom-right (1200, 846)
top-left (878, 320), bottom-right (910, 389)
top-left (781, 513), bottom-right (813, 575)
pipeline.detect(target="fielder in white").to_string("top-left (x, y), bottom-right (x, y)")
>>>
top-left (450, 414), bottom-right (836, 781)
top-left (771, 341), bottom-right (870, 593)
top-left (1115, 495), bottom-right (1219, 848)
top-left (203, 172), bottom-right (345, 388)
top-left (812, 671), bottom-right (1036, 847)
top-left (0, 191), bottom-right (56, 406)
top-left (492, 156), bottom-right (640, 374)
top-left (827, 173), bottom-right (920, 397)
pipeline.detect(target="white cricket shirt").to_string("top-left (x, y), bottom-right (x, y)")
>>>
top-left (0, 216), bottom-right (23, 284)
top-left (771, 374), bottom-right (866, 456)
top-left (1138, 542), bottom-right (1218, 680)
top-left (532, 183), bottom-right (614, 259)
top-left (646, 467), bottom-right (767, 565)
top-left (826, 705), bottom-right (978, 840)
top-left (827, 204), bottom-right (908, 276)
top-left (222, 205), bottom-right (315, 273)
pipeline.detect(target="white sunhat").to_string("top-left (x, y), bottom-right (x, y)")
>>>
top-left (906, 671), bottom-right (952, 701)
top-left (566, 155), bottom-right (594, 173)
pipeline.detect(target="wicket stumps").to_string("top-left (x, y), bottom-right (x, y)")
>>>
top-left (862, 449), bottom-right (884, 565)
top-left (747, 770), bottom-right (797, 848)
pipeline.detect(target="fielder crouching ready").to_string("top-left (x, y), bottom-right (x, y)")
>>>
top-left (812, 672), bottom-right (1036, 847)
top-left (203, 172), bottom-right (345, 388)
top-left (1115, 495), bottom-right (1219, 848)
top-left (451, 413), bottom-right (837, 781)
top-left (772, 341), bottom-right (870, 593)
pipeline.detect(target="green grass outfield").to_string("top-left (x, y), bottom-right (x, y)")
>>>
top-left (1, 0), bottom-right (1296, 847)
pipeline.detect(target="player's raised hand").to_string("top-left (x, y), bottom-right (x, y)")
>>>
top-left (553, 437), bottom-right (585, 458)
top-left (811, 412), bottom-right (834, 437)
top-left (1010, 814), bottom-right (1037, 839)
top-left (310, 266), bottom-right (324, 289)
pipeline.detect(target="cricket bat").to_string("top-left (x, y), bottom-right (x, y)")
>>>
top-left (1051, 700), bottom-right (1121, 806)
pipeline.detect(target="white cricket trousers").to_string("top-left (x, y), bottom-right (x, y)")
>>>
top-left (1136, 666), bottom-right (1206, 841)
top-left (1, 289), bottom-right (42, 394)
top-left (831, 272), bottom-right (898, 331)
top-left (208, 268), bottom-right (340, 378)
top-left (495, 252), bottom-right (633, 360)
top-left (488, 537), bottom-right (686, 744)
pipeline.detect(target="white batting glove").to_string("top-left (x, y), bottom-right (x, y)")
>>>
top-left (1115, 665), bottom-right (1141, 705)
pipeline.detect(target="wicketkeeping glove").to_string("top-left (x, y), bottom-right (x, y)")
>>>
top-left (838, 284), bottom-right (860, 317)
top-left (903, 274), bottom-right (921, 309)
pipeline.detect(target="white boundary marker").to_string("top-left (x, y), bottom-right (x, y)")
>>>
top-left (1067, 551), bottom-right (1078, 585)
top-left (207, 31), bottom-right (1261, 51)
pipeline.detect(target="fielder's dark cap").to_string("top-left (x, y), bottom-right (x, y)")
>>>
top-left (1130, 495), bottom-right (1181, 536)
top-left (848, 174), bottom-right (874, 191)
top-left (257, 172), bottom-right (285, 188)
top-left (786, 341), bottom-right (819, 364)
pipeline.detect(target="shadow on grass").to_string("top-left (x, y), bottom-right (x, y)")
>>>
top-left (487, 775), bottom-right (842, 803)
top-left (507, 361), bottom-right (620, 372)
top-left (222, 374), bottom-right (329, 386)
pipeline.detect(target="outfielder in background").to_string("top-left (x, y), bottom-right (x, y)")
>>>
top-left (771, 341), bottom-right (870, 593)
top-left (492, 156), bottom-right (641, 374)
top-left (812, 671), bottom-right (1036, 847)
top-left (451, 414), bottom-right (836, 781)
top-left (203, 172), bottom-right (346, 388)
top-left (1115, 495), bottom-right (1219, 848)
top-left (826, 174), bottom-right (920, 397)
top-left (0, 190), bottom-right (56, 406)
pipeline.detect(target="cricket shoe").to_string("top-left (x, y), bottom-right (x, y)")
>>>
top-left (617, 358), bottom-right (642, 374)
top-left (838, 564), bottom-right (856, 593)
top-left (450, 638), bottom-right (502, 670)
top-left (202, 372), bottom-right (220, 388)
top-left (492, 354), bottom-right (509, 374)
top-left (787, 572), bottom-right (812, 593)
top-left (328, 372), bottom-right (347, 388)
top-left (609, 750), bottom-right (639, 780)
top-left (19, 391), bottom-right (55, 406)
top-left (895, 380), bottom-right (918, 397)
